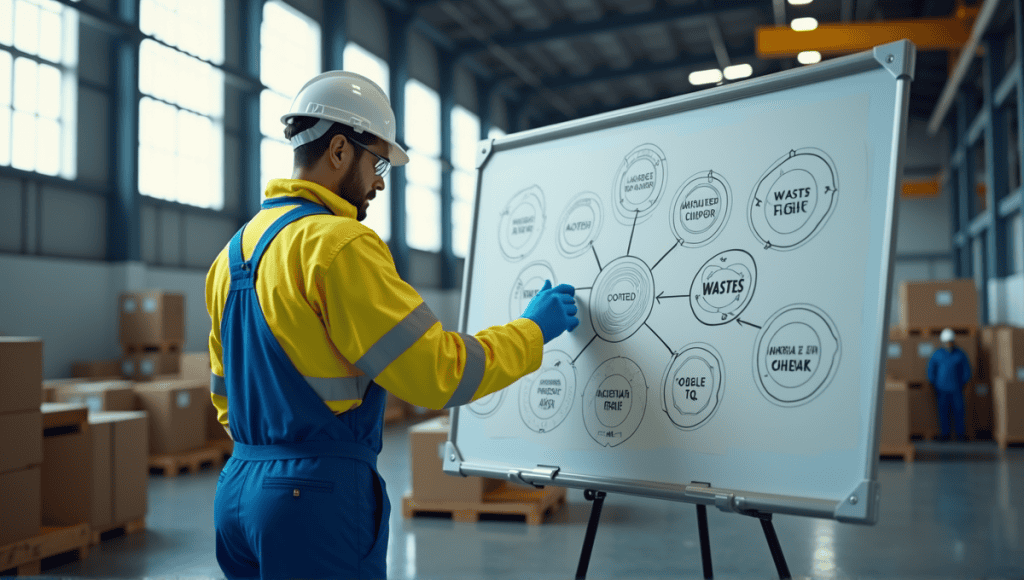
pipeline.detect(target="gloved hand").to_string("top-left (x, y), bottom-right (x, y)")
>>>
top-left (520, 280), bottom-right (580, 344)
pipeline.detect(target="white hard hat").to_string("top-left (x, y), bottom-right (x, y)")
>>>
top-left (282, 71), bottom-right (409, 166)
top-left (940, 328), bottom-right (955, 343)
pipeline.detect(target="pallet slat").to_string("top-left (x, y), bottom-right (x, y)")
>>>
top-left (879, 444), bottom-right (915, 462)
top-left (149, 444), bottom-right (225, 477)
top-left (0, 524), bottom-right (90, 576)
top-left (122, 341), bottom-right (184, 355)
top-left (91, 518), bottom-right (145, 545)
top-left (402, 483), bottom-right (567, 525)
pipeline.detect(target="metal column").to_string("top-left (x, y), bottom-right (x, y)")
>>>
top-left (388, 10), bottom-right (411, 278)
top-left (108, 0), bottom-right (140, 261)
top-left (238, 0), bottom-right (263, 222)
top-left (956, 93), bottom-right (975, 281)
top-left (439, 55), bottom-right (457, 289)
top-left (324, 0), bottom-right (347, 71)
top-left (983, 37), bottom-right (1010, 324)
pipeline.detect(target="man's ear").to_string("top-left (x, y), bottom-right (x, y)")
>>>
top-left (328, 134), bottom-right (349, 168)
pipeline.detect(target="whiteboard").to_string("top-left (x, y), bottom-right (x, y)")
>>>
top-left (446, 41), bottom-right (915, 524)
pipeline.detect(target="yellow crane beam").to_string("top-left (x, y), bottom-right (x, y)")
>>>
top-left (757, 17), bottom-right (974, 58)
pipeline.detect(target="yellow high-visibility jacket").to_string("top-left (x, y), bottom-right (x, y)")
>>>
top-left (206, 179), bottom-right (544, 429)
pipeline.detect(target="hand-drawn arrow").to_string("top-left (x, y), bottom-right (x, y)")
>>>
top-left (590, 243), bottom-right (602, 271)
top-left (737, 318), bottom-right (762, 330)
top-left (652, 239), bottom-right (683, 270)
top-left (656, 291), bottom-right (689, 305)
top-left (763, 241), bottom-right (773, 250)
top-left (572, 334), bottom-right (598, 365)
top-left (645, 323), bottom-right (674, 355)
top-left (627, 209), bottom-right (639, 256)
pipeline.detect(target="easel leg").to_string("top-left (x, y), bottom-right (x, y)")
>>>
top-left (758, 514), bottom-right (791, 580)
top-left (575, 489), bottom-right (607, 580)
top-left (696, 504), bottom-right (713, 579)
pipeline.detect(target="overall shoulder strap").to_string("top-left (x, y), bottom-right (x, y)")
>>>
top-left (249, 204), bottom-right (332, 273)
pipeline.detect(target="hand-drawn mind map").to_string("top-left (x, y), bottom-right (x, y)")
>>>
top-left (469, 144), bottom-right (843, 447)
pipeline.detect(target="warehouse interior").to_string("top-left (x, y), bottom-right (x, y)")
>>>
top-left (1, 0), bottom-right (1023, 578)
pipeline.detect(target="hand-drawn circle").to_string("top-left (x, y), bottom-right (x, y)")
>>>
top-left (763, 169), bottom-right (818, 235)
top-left (498, 185), bottom-right (546, 261)
top-left (753, 304), bottom-right (841, 407)
top-left (466, 389), bottom-right (505, 418)
top-left (508, 261), bottom-right (556, 320)
top-left (748, 148), bottom-right (839, 251)
top-left (689, 250), bottom-right (757, 326)
top-left (613, 144), bottom-right (667, 225)
top-left (662, 343), bottom-right (725, 430)
top-left (518, 350), bottom-right (576, 433)
top-left (583, 357), bottom-right (647, 447)
top-left (590, 256), bottom-right (655, 342)
top-left (670, 171), bottom-right (732, 248)
top-left (557, 191), bottom-right (604, 258)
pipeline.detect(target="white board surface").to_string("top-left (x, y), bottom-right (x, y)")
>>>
top-left (448, 42), bottom-right (915, 524)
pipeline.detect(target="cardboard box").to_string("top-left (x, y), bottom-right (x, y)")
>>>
top-left (53, 381), bottom-right (136, 413)
top-left (0, 337), bottom-right (43, 414)
top-left (71, 359), bottom-right (125, 379)
top-left (966, 382), bottom-right (994, 439)
top-left (122, 352), bottom-right (181, 381)
top-left (993, 379), bottom-right (1024, 440)
top-left (908, 383), bottom-right (938, 438)
top-left (207, 397), bottom-right (230, 441)
top-left (41, 420), bottom-right (91, 526)
top-left (884, 337), bottom-right (915, 381)
top-left (0, 411), bottom-right (43, 473)
top-left (898, 279), bottom-right (978, 330)
top-left (119, 291), bottom-right (185, 346)
top-left (995, 326), bottom-right (1024, 381)
top-left (180, 352), bottom-right (211, 381)
top-left (409, 416), bottom-right (502, 503)
top-left (89, 411), bottom-right (149, 528)
top-left (0, 466), bottom-right (41, 545)
top-left (879, 380), bottom-right (910, 448)
top-left (978, 326), bottom-right (1006, 381)
top-left (134, 380), bottom-right (208, 454)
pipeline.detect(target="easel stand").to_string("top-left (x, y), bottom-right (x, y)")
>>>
top-left (575, 490), bottom-right (792, 580)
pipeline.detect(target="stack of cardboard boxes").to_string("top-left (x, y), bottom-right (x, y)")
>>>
top-left (119, 291), bottom-right (185, 381)
top-left (0, 338), bottom-right (44, 545)
top-left (883, 279), bottom-right (981, 447)
top-left (990, 326), bottom-right (1024, 448)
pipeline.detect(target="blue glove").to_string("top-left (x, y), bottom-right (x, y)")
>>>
top-left (520, 280), bottom-right (580, 344)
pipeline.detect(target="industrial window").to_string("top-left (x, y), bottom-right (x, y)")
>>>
top-left (138, 0), bottom-right (224, 209)
top-left (451, 105), bottom-right (479, 258)
top-left (405, 79), bottom-right (441, 252)
top-left (0, 0), bottom-right (78, 178)
top-left (259, 0), bottom-right (320, 198)
top-left (344, 42), bottom-right (390, 241)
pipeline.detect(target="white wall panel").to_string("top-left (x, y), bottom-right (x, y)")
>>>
top-left (223, 133), bottom-right (241, 214)
top-left (183, 214), bottom-right (236, 268)
top-left (141, 205), bottom-right (158, 263)
top-left (78, 88), bottom-right (111, 186)
top-left (0, 178), bottom-right (22, 252)
top-left (158, 209), bottom-right (183, 266)
top-left (40, 187), bottom-right (105, 259)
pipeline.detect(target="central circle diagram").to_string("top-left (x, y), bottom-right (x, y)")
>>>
top-left (753, 304), bottom-right (841, 406)
top-left (590, 256), bottom-right (656, 342)
top-left (662, 344), bottom-right (725, 430)
top-left (583, 357), bottom-right (647, 446)
top-left (519, 350), bottom-right (576, 433)
top-left (689, 250), bottom-right (757, 326)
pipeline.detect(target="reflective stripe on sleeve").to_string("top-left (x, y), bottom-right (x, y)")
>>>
top-left (444, 333), bottom-right (486, 409)
top-left (304, 375), bottom-right (372, 402)
top-left (354, 302), bottom-right (439, 379)
top-left (211, 373), bottom-right (227, 397)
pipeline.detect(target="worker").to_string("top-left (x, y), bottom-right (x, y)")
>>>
top-left (926, 328), bottom-right (972, 442)
top-left (205, 71), bottom-right (580, 580)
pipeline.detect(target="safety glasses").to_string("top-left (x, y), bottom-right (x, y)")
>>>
top-left (349, 139), bottom-right (392, 177)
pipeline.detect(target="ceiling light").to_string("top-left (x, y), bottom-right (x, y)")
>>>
top-left (788, 0), bottom-right (812, 4)
top-left (791, 17), bottom-right (818, 31)
top-left (689, 69), bottom-right (723, 85)
top-left (798, 50), bottom-right (822, 65)
top-left (723, 64), bottom-right (753, 80)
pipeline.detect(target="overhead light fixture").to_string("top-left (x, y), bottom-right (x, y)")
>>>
top-left (798, 50), bottom-right (822, 64)
top-left (788, 0), bottom-right (812, 4)
top-left (689, 68), bottom-right (723, 86)
top-left (723, 64), bottom-right (753, 80)
top-left (790, 17), bottom-right (818, 31)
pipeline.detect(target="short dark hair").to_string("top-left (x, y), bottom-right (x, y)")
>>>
top-left (283, 116), bottom-right (382, 168)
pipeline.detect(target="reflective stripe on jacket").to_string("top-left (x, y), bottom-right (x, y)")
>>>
top-left (206, 178), bottom-right (544, 428)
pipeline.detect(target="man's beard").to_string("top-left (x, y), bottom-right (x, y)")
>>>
top-left (335, 166), bottom-right (368, 221)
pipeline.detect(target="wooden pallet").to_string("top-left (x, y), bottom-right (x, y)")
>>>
top-left (91, 518), bottom-right (145, 545)
top-left (209, 437), bottom-right (234, 461)
top-left (0, 524), bottom-right (90, 576)
top-left (879, 444), bottom-right (916, 462)
top-left (149, 443), bottom-right (225, 477)
top-left (995, 433), bottom-right (1024, 450)
top-left (122, 340), bottom-right (184, 355)
top-left (402, 483), bottom-right (567, 525)
top-left (898, 325), bottom-right (978, 338)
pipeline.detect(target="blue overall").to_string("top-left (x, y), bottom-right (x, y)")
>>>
top-left (214, 197), bottom-right (390, 580)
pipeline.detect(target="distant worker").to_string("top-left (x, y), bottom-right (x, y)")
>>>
top-left (205, 71), bottom-right (580, 579)
top-left (926, 328), bottom-right (972, 442)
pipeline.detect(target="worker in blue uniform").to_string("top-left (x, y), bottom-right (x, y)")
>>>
top-left (206, 71), bottom-right (580, 579)
top-left (927, 328), bottom-right (973, 442)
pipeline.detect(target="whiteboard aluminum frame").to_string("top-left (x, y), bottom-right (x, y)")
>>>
top-left (447, 40), bottom-right (915, 524)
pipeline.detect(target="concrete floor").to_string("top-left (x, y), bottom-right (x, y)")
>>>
top-left (24, 422), bottom-right (1024, 580)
